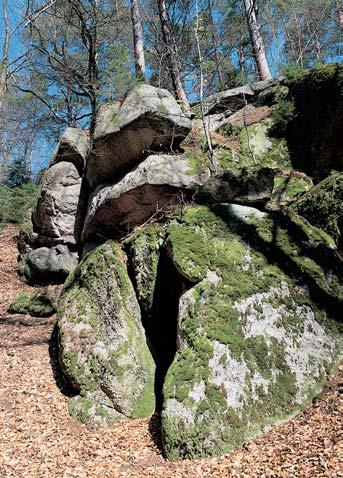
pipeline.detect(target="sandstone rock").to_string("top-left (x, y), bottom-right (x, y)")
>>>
top-left (192, 105), bottom-right (272, 134)
top-left (85, 84), bottom-right (191, 190)
top-left (8, 286), bottom-right (62, 317)
top-left (82, 154), bottom-right (208, 242)
top-left (20, 244), bottom-right (78, 284)
top-left (32, 162), bottom-right (82, 246)
top-left (161, 204), bottom-right (342, 460)
top-left (270, 169), bottom-right (313, 207)
top-left (196, 84), bottom-right (255, 117)
top-left (57, 241), bottom-right (155, 427)
top-left (201, 167), bottom-right (276, 206)
top-left (50, 127), bottom-right (89, 174)
top-left (293, 172), bottom-right (343, 251)
top-left (124, 224), bottom-right (164, 317)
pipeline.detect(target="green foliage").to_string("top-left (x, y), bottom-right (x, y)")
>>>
top-left (0, 183), bottom-right (38, 224)
top-left (271, 99), bottom-right (296, 136)
top-left (282, 64), bottom-right (305, 82)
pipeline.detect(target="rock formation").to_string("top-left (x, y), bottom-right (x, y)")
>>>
top-left (17, 68), bottom-right (343, 461)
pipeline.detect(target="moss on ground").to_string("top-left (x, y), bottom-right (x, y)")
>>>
top-left (8, 288), bottom-right (57, 317)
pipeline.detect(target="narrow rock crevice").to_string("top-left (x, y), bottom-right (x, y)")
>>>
top-left (126, 243), bottom-right (194, 411)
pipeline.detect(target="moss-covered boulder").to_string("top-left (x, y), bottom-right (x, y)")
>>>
top-left (57, 241), bottom-right (155, 427)
top-left (280, 63), bottom-right (343, 180)
top-left (216, 119), bottom-right (291, 171)
top-left (8, 286), bottom-right (60, 317)
top-left (293, 172), bottom-right (343, 251)
top-left (271, 169), bottom-right (313, 207)
top-left (161, 204), bottom-right (342, 460)
top-left (124, 224), bottom-right (165, 317)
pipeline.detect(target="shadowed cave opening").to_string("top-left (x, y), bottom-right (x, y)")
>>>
top-left (127, 245), bottom-right (194, 412)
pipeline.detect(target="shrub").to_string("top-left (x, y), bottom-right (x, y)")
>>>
top-left (0, 183), bottom-right (38, 224)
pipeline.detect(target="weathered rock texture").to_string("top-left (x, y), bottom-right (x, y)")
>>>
top-left (85, 85), bottom-right (191, 190)
top-left (49, 127), bottom-right (89, 174)
top-left (161, 204), bottom-right (342, 460)
top-left (82, 154), bottom-right (208, 242)
top-left (57, 241), bottom-right (155, 427)
top-left (8, 286), bottom-right (61, 317)
top-left (20, 245), bottom-right (78, 285)
top-left (32, 162), bottom-right (82, 246)
top-left (17, 70), bottom-right (343, 458)
top-left (201, 167), bottom-right (276, 206)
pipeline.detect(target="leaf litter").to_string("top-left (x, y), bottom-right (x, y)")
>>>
top-left (0, 225), bottom-right (342, 478)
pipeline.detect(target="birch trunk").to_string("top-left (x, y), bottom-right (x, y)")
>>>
top-left (157, 0), bottom-right (190, 113)
top-left (130, 0), bottom-right (146, 79)
top-left (243, 0), bottom-right (272, 81)
top-left (0, 0), bottom-right (10, 182)
top-left (337, 1), bottom-right (343, 29)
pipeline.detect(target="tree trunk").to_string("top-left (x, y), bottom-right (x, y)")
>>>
top-left (157, 0), bottom-right (190, 113)
top-left (0, 0), bottom-right (10, 182)
top-left (208, 0), bottom-right (224, 88)
top-left (243, 0), bottom-right (272, 81)
top-left (131, 0), bottom-right (146, 79)
top-left (337, 1), bottom-right (343, 29)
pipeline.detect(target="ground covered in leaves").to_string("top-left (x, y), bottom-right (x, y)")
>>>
top-left (0, 224), bottom-right (342, 477)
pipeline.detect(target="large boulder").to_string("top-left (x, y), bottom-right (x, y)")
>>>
top-left (193, 79), bottom-right (278, 118)
top-left (196, 85), bottom-right (255, 117)
top-left (82, 154), bottom-right (208, 243)
top-left (49, 127), bottom-right (89, 174)
top-left (57, 241), bottom-right (155, 427)
top-left (194, 105), bottom-right (272, 133)
top-left (282, 63), bottom-right (343, 180)
top-left (19, 244), bottom-right (78, 285)
top-left (85, 85), bottom-right (191, 190)
top-left (293, 172), bottom-right (343, 251)
top-left (160, 204), bottom-right (342, 460)
top-left (200, 167), bottom-right (276, 206)
top-left (32, 162), bottom-right (82, 246)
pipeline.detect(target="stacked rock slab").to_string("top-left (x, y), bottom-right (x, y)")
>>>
top-left (85, 84), bottom-right (191, 190)
top-left (20, 127), bottom-right (89, 284)
top-left (19, 74), bottom-right (343, 459)
top-left (82, 154), bottom-right (208, 243)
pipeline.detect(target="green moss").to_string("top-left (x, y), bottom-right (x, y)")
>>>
top-left (162, 204), bottom-right (342, 460)
top-left (124, 224), bottom-right (164, 315)
top-left (57, 240), bottom-right (155, 425)
top-left (217, 120), bottom-right (291, 170)
top-left (184, 149), bottom-right (209, 175)
top-left (8, 289), bottom-right (56, 317)
top-left (293, 172), bottom-right (343, 245)
top-left (272, 172), bottom-right (313, 206)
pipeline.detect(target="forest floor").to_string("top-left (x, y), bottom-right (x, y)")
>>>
top-left (0, 224), bottom-right (342, 478)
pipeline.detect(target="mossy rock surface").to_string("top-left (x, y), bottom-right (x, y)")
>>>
top-left (8, 287), bottom-right (59, 317)
top-left (282, 63), bottom-right (343, 180)
top-left (293, 172), bottom-right (343, 250)
top-left (216, 119), bottom-right (291, 171)
top-left (124, 224), bottom-right (165, 316)
top-left (161, 204), bottom-right (342, 460)
top-left (271, 170), bottom-right (313, 207)
top-left (57, 240), bottom-right (155, 427)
